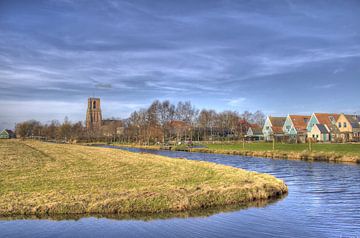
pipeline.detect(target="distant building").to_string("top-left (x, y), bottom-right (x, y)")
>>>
top-left (262, 116), bottom-right (286, 141)
top-left (310, 124), bottom-right (330, 142)
top-left (336, 114), bottom-right (360, 142)
top-left (246, 124), bottom-right (263, 141)
top-left (283, 115), bottom-right (311, 142)
top-left (86, 98), bottom-right (102, 130)
top-left (0, 129), bottom-right (16, 139)
top-left (101, 119), bottom-right (124, 137)
top-left (307, 113), bottom-right (340, 142)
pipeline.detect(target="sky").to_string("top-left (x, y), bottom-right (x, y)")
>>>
top-left (1, 0), bottom-right (360, 129)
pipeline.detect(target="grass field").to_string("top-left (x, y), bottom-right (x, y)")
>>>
top-left (205, 142), bottom-right (360, 156)
top-left (0, 140), bottom-right (287, 216)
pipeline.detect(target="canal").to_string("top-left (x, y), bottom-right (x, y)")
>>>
top-left (1, 146), bottom-right (360, 238)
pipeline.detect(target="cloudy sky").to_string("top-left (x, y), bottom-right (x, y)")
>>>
top-left (1, 0), bottom-right (360, 129)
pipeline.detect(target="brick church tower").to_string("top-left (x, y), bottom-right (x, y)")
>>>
top-left (86, 97), bottom-right (102, 129)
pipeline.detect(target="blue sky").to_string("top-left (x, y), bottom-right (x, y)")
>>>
top-left (0, 0), bottom-right (360, 129)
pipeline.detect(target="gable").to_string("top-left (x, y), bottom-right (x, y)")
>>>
top-left (307, 114), bottom-right (319, 132)
top-left (283, 116), bottom-right (293, 133)
top-left (262, 117), bottom-right (273, 134)
top-left (0, 130), bottom-right (9, 136)
top-left (289, 126), bottom-right (297, 135)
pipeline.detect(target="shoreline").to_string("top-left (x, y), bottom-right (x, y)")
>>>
top-left (106, 143), bottom-right (360, 164)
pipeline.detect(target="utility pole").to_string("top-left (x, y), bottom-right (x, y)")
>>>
top-left (272, 135), bottom-right (275, 151)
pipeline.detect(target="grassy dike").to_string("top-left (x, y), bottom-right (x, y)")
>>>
top-left (0, 140), bottom-right (287, 216)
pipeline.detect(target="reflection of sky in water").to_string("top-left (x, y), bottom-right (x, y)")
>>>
top-left (1, 147), bottom-right (360, 238)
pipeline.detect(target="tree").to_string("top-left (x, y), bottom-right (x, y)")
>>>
top-left (252, 110), bottom-right (266, 126)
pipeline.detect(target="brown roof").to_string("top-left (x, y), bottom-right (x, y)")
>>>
top-left (272, 126), bottom-right (284, 134)
top-left (289, 115), bottom-right (311, 132)
top-left (249, 124), bottom-right (263, 134)
top-left (344, 114), bottom-right (360, 129)
top-left (314, 113), bottom-right (339, 127)
top-left (269, 116), bottom-right (286, 127)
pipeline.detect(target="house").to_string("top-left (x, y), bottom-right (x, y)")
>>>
top-left (336, 114), bottom-right (360, 142)
top-left (283, 115), bottom-right (311, 142)
top-left (246, 124), bottom-right (264, 141)
top-left (0, 129), bottom-right (16, 139)
top-left (310, 124), bottom-right (330, 142)
top-left (238, 119), bottom-right (251, 136)
top-left (306, 113), bottom-right (340, 142)
top-left (262, 116), bottom-right (286, 141)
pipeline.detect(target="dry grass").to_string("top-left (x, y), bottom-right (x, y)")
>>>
top-left (190, 148), bottom-right (360, 164)
top-left (0, 140), bottom-right (287, 216)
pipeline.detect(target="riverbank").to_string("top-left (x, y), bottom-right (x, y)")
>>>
top-left (0, 140), bottom-right (287, 216)
top-left (109, 143), bottom-right (360, 164)
top-left (190, 148), bottom-right (360, 164)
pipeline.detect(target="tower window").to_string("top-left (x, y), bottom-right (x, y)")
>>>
top-left (93, 101), bottom-right (96, 109)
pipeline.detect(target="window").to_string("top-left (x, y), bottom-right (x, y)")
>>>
top-left (344, 122), bottom-right (347, 128)
top-left (93, 101), bottom-right (96, 109)
top-left (286, 126), bottom-right (290, 130)
top-left (338, 122), bottom-right (342, 128)
top-left (266, 126), bottom-right (269, 130)
top-left (304, 118), bottom-right (308, 124)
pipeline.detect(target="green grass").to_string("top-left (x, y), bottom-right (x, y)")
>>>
top-left (206, 142), bottom-right (360, 156)
top-left (0, 140), bottom-right (287, 216)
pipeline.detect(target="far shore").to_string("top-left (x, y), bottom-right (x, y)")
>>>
top-left (102, 142), bottom-right (360, 164)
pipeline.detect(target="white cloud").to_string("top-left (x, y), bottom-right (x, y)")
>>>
top-left (225, 97), bottom-right (246, 107)
top-left (314, 83), bottom-right (336, 89)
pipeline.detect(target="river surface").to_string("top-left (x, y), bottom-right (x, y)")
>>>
top-left (1, 146), bottom-right (360, 238)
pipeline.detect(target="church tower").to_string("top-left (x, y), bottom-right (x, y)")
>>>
top-left (86, 97), bottom-right (102, 129)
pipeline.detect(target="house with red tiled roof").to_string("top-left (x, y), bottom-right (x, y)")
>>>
top-left (283, 115), bottom-right (311, 142)
top-left (306, 113), bottom-right (340, 142)
top-left (246, 123), bottom-right (264, 141)
top-left (262, 116), bottom-right (286, 141)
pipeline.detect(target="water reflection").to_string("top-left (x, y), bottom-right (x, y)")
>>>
top-left (0, 195), bottom-right (286, 222)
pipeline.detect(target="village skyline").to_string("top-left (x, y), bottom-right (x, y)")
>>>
top-left (1, 0), bottom-right (360, 129)
top-left (1, 95), bottom-right (360, 130)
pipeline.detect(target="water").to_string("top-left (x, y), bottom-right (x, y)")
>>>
top-left (1, 146), bottom-right (360, 238)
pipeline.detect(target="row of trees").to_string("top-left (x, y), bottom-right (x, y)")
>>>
top-left (15, 100), bottom-right (265, 144)
top-left (15, 118), bottom-right (86, 142)
top-left (122, 100), bottom-right (265, 144)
